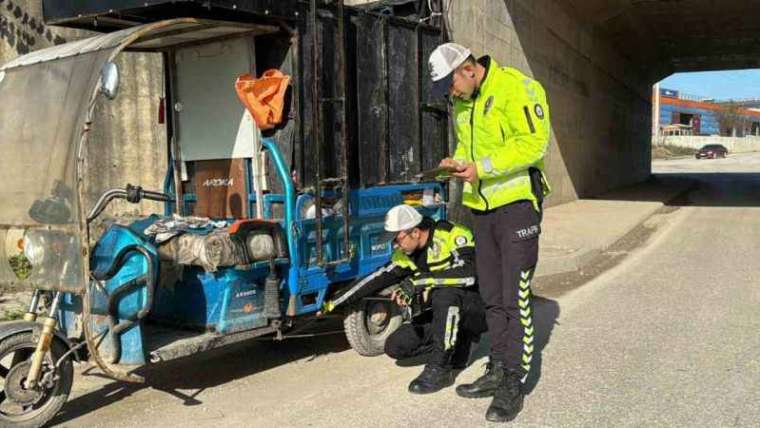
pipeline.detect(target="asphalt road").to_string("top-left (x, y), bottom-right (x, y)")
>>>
top-left (51, 153), bottom-right (760, 427)
top-left (652, 150), bottom-right (760, 174)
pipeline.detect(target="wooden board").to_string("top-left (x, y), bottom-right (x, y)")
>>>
top-left (189, 159), bottom-right (249, 219)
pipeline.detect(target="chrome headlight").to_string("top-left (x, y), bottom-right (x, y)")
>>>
top-left (246, 232), bottom-right (276, 261)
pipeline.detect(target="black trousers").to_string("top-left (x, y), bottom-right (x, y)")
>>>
top-left (472, 200), bottom-right (541, 380)
top-left (384, 287), bottom-right (487, 367)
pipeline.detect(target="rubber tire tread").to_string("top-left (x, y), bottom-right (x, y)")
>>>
top-left (0, 332), bottom-right (73, 428)
top-left (343, 301), bottom-right (403, 357)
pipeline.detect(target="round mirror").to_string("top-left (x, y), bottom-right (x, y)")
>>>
top-left (99, 62), bottom-right (120, 100)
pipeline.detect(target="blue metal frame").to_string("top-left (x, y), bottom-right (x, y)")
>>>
top-left (290, 187), bottom-right (445, 314)
top-left (260, 138), bottom-right (301, 305)
top-left (163, 160), bottom-right (176, 216)
top-left (159, 137), bottom-right (447, 316)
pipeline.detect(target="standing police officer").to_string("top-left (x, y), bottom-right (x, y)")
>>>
top-left (428, 43), bottom-right (551, 422)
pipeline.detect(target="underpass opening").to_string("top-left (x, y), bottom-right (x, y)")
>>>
top-left (489, 0), bottom-right (760, 209)
top-left (650, 68), bottom-right (760, 208)
top-left (486, 0), bottom-right (760, 211)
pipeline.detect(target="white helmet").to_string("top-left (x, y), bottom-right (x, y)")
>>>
top-left (381, 204), bottom-right (423, 240)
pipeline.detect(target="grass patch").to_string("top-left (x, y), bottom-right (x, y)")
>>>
top-left (652, 144), bottom-right (698, 159)
top-left (1, 307), bottom-right (25, 321)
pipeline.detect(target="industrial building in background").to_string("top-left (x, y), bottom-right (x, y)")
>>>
top-left (653, 87), bottom-right (760, 139)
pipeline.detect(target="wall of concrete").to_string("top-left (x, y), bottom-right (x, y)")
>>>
top-left (1, 0), bottom-right (167, 218)
top-left (661, 136), bottom-right (760, 153)
top-left (0, 0), bottom-right (73, 61)
top-left (447, 0), bottom-right (652, 207)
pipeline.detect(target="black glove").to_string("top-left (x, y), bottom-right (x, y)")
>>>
top-left (395, 278), bottom-right (416, 306)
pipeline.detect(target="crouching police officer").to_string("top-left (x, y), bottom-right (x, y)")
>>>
top-left (322, 204), bottom-right (487, 394)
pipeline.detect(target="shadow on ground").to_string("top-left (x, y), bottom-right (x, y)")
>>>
top-left (48, 321), bottom-right (350, 426)
top-left (392, 296), bottom-right (560, 396)
top-left (589, 173), bottom-right (760, 208)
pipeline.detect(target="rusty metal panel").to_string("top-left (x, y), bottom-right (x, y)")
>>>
top-left (387, 24), bottom-right (420, 182)
top-left (354, 14), bottom-right (389, 186)
top-left (419, 28), bottom-right (448, 172)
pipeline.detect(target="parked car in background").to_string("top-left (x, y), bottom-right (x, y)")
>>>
top-left (696, 144), bottom-right (728, 159)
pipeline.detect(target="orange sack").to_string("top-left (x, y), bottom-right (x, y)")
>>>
top-left (235, 69), bottom-right (291, 130)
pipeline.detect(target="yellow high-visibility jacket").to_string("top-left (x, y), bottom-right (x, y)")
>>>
top-left (452, 56), bottom-right (552, 212)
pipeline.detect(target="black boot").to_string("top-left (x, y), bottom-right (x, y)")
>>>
top-left (408, 364), bottom-right (455, 394)
top-left (455, 359), bottom-right (505, 398)
top-left (485, 369), bottom-right (524, 423)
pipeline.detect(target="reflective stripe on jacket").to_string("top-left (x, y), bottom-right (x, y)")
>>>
top-left (329, 219), bottom-right (476, 309)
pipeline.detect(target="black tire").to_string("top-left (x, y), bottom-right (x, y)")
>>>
top-left (344, 296), bottom-right (404, 357)
top-left (0, 332), bottom-right (74, 428)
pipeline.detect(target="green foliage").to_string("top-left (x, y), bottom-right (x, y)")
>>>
top-left (652, 144), bottom-right (697, 159)
top-left (664, 144), bottom-right (697, 156)
top-left (0, 307), bottom-right (25, 321)
top-left (9, 254), bottom-right (32, 280)
top-left (715, 102), bottom-right (746, 136)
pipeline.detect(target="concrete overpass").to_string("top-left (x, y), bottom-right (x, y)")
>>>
top-left (3, 0), bottom-right (760, 207)
top-left (575, 0), bottom-right (760, 75)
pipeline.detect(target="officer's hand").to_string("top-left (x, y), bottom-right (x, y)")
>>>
top-left (390, 290), bottom-right (408, 308)
top-left (452, 162), bottom-right (478, 183)
top-left (439, 158), bottom-right (460, 169)
top-left (392, 280), bottom-right (415, 308)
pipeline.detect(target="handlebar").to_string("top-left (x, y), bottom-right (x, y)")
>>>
top-left (87, 184), bottom-right (171, 224)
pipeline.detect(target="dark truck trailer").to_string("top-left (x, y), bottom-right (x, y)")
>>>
top-left (42, 0), bottom-right (450, 192)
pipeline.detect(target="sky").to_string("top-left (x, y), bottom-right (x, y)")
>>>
top-left (658, 69), bottom-right (760, 101)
